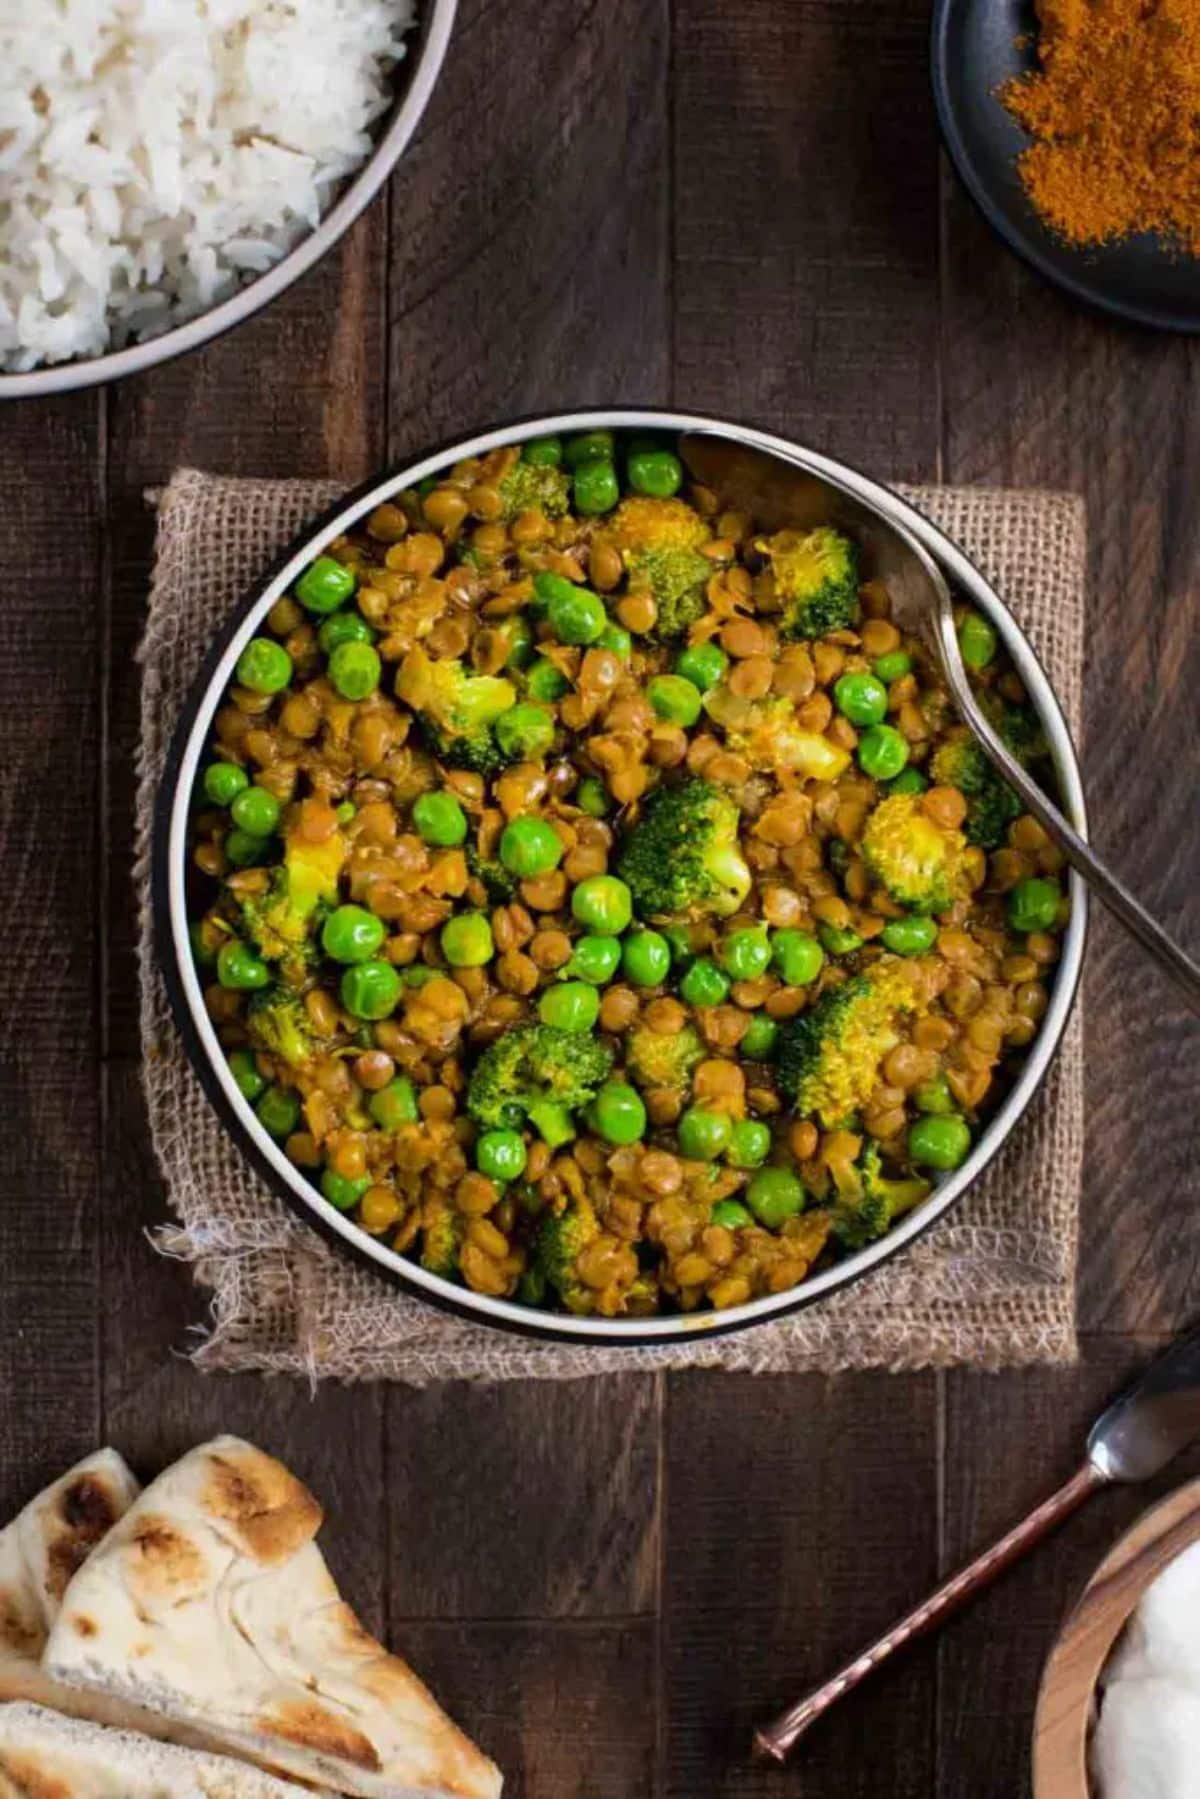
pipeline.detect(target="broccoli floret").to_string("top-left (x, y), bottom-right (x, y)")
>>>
top-left (860, 792), bottom-right (970, 913)
top-left (498, 459), bottom-right (571, 522)
top-left (246, 990), bottom-right (321, 1069)
top-left (830, 1143), bottom-right (932, 1250)
top-left (239, 827), bottom-right (345, 969)
top-left (396, 647), bottom-right (517, 777)
top-left (466, 845), bottom-right (518, 905)
top-left (617, 778), bottom-right (751, 921)
top-left (776, 957), bottom-right (926, 1128)
top-left (930, 734), bottom-right (1021, 850)
top-left (612, 496), bottom-right (714, 640)
top-left (532, 1196), bottom-right (600, 1313)
top-left (757, 527), bottom-right (859, 639)
top-left (467, 1023), bottom-right (614, 1146)
top-left (624, 1021), bottom-right (704, 1092)
top-left (421, 1201), bottom-right (466, 1280)
top-left (703, 687), bottom-right (851, 781)
top-left (981, 692), bottom-right (1046, 763)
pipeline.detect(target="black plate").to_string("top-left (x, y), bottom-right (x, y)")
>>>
top-left (931, 0), bottom-right (1200, 333)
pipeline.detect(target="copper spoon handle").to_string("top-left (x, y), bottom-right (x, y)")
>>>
top-left (753, 1461), bottom-right (1108, 1764)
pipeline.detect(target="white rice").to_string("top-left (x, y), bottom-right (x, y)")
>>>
top-left (0, 0), bottom-right (416, 372)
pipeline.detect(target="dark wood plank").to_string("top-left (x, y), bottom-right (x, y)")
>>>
top-left (661, 1371), bottom-right (940, 1799)
top-left (384, 0), bottom-right (672, 455)
top-left (940, 179), bottom-right (1200, 1335)
top-left (0, 393), bottom-right (105, 1504)
top-left (939, 1337), bottom-right (1200, 1799)
top-left (672, 0), bottom-right (942, 477)
top-left (399, 1620), bottom-right (656, 1799)
top-left (385, 1378), bottom-right (659, 1619)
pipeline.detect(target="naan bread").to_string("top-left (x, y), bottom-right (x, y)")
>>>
top-left (45, 1437), bottom-right (501, 1799)
top-left (0, 1701), bottom-right (314, 1798)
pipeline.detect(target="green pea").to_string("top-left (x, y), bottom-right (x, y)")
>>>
top-left (531, 571), bottom-right (577, 610)
top-left (628, 447), bottom-right (683, 498)
top-left (321, 1169), bottom-right (371, 1212)
top-left (476, 1129), bottom-right (528, 1181)
top-left (914, 1072), bottom-right (954, 1116)
top-left (621, 930), bottom-right (672, 987)
top-left (881, 915), bottom-right (939, 956)
top-left (189, 922), bottom-right (217, 968)
top-left (674, 641), bottom-right (728, 692)
top-left (322, 904), bottom-right (386, 964)
top-left (416, 475), bottom-right (438, 499)
top-left (573, 459), bottom-right (620, 516)
top-left (328, 640), bottom-right (381, 701)
top-left (499, 816), bottom-right (564, 878)
top-left (495, 703), bottom-right (556, 761)
top-left (563, 430), bottom-right (615, 468)
top-left (746, 1167), bottom-right (805, 1229)
top-left (710, 1198), bottom-right (753, 1230)
top-left (908, 1113), bottom-right (972, 1171)
top-left (236, 637), bottom-right (292, 695)
top-left (677, 1106), bottom-right (733, 1161)
top-left (834, 671), bottom-right (888, 727)
top-left (568, 935), bottom-right (623, 985)
top-left (679, 958), bottom-right (729, 1007)
top-left (412, 790), bottom-right (468, 848)
top-left (1007, 877), bottom-right (1062, 934)
top-left (369, 1076), bottom-right (419, 1130)
top-left (661, 923), bottom-right (695, 967)
top-left (739, 1014), bottom-right (778, 1060)
top-left (318, 612), bottom-right (375, 655)
top-left (887, 767), bottom-right (928, 796)
top-left (203, 761), bottom-right (249, 806)
top-left (526, 657), bottom-right (570, 702)
top-left (224, 828), bottom-right (267, 868)
top-left (547, 583), bottom-right (607, 646)
top-left (228, 1048), bottom-right (265, 1102)
top-left (958, 612), bottom-right (998, 670)
top-left (770, 930), bottom-right (824, 986)
top-left (873, 650), bottom-right (913, 684)
top-left (441, 912), bottom-right (495, 968)
top-left (588, 1081), bottom-right (647, 1146)
top-left (216, 940), bottom-right (269, 991)
top-left (726, 1118), bottom-right (772, 1169)
top-left (296, 555), bottom-right (356, 614)
top-left (522, 435), bottom-right (564, 468)
top-left (501, 614), bottom-right (534, 668)
top-left (718, 928), bottom-right (771, 981)
top-left (858, 723), bottom-right (910, 781)
top-left (647, 674), bottom-right (702, 727)
top-left (336, 801), bottom-right (357, 824)
top-left (571, 875), bottom-right (633, 934)
top-left (256, 1085), bottom-right (300, 1139)
top-left (340, 960), bottom-right (402, 1020)
top-left (229, 786), bottom-right (281, 838)
top-left (599, 623), bottom-right (632, 659)
top-left (575, 776), bottom-right (611, 818)
top-left (539, 980), bottom-right (600, 1032)
top-left (818, 921), bottom-right (864, 956)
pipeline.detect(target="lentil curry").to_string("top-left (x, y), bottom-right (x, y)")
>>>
top-left (188, 430), bottom-right (1068, 1320)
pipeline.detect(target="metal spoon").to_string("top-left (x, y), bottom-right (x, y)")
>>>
top-left (752, 1326), bottom-right (1200, 1764)
top-left (678, 431), bottom-right (1200, 1015)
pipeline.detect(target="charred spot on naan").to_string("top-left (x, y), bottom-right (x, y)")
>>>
top-left (124, 1514), bottom-right (209, 1602)
top-left (259, 1698), bottom-right (381, 1771)
top-left (202, 1448), bottom-right (322, 1565)
top-left (44, 1474), bottom-right (127, 1602)
top-left (0, 1751), bottom-right (73, 1798)
top-left (0, 1591), bottom-right (41, 1659)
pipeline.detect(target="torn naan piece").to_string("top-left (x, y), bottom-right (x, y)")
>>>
top-left (45, 1436), bottom-right (502, 1799)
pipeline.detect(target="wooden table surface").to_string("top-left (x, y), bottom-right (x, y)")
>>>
top-left (4, 3), bottom-right (1200, 1794)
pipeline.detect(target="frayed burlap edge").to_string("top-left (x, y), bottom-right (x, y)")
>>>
top-left (137, 469), bottom-right (1086, 1384)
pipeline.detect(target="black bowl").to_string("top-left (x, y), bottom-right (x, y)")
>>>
top-left (932, 0), bottom-right (1200, 333)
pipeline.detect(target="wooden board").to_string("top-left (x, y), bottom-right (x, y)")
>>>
top-left (1034, 1478), bottom-right (1200, 1799)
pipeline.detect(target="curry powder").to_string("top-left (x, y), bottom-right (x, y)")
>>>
top-left (1002, 0), bottom-right (1200, 254)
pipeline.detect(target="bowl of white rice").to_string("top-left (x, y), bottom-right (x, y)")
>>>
top-left (0, 0), bottom-right (455, 397)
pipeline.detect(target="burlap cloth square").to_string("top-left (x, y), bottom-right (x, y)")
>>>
top-left (138, 469), bottom-right (1086, 1383)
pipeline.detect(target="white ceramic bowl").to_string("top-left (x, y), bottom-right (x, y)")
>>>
top-left (154, 408), bottom-right (1088, 1345)
top-left (0, 0), bottom-right (456, 400)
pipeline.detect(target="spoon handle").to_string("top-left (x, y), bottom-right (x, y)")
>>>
top-left (931, 608), bottom-right (1200, 1016)
top-left (753, 1462), bottom-right (1107, 1765)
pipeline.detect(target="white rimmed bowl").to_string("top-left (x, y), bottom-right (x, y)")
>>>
top-left (0, 0), bottom-right (456, 401)
top-left (154, 407), bottom-right (1088, 1346)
